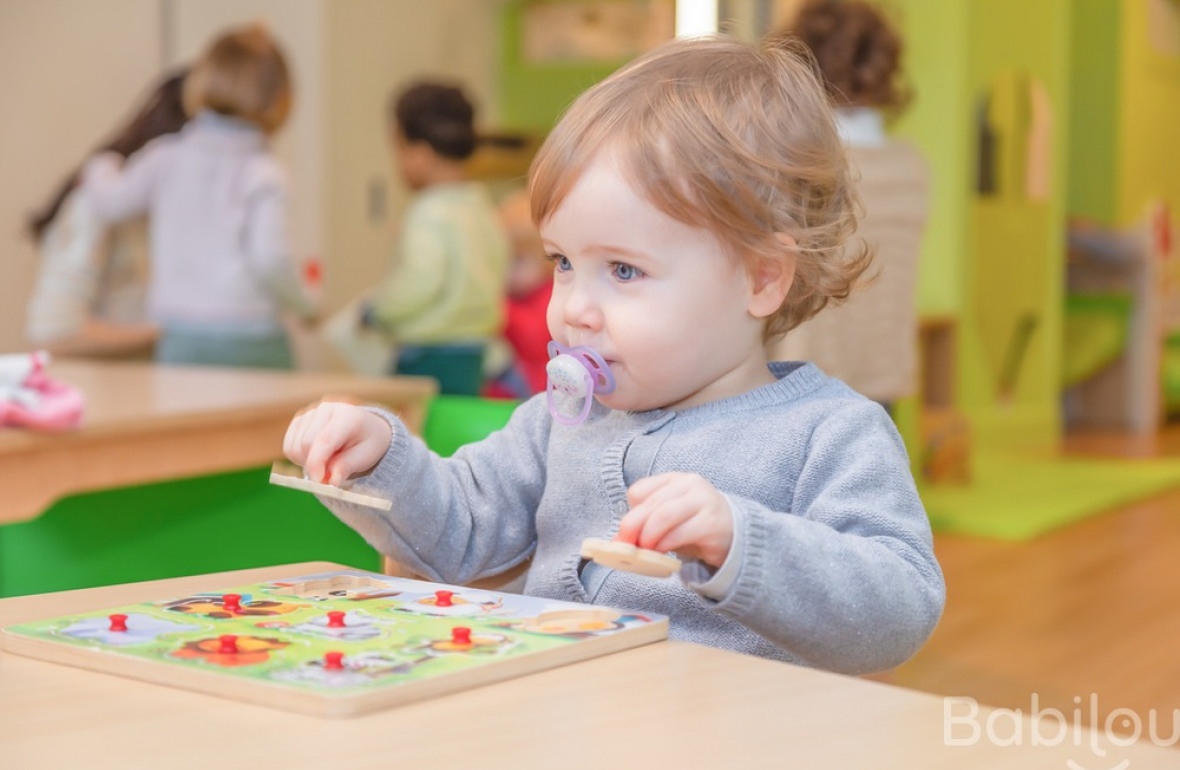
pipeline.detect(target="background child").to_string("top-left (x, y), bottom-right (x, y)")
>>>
top-left (364, 81), bottom-right (510, 395)
top-left (484, 187), bottom-right (553, 399)
top-left (769, 0), bottom-right (930, 412)
top-left (284, 36), bottom-right (944, 675)
top-left (25, 70), bottom-right (188, 358)
top-left (81, 24), bottom-right (314, 369)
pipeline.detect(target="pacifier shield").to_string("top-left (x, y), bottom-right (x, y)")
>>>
top-left (545, 342), bottom-right (615, 426)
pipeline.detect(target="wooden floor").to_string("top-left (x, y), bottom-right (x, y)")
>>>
top-left (893, 425), bottom-right (1180, 726)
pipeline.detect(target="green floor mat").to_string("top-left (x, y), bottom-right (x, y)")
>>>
top-left (921, 450), bottom-right (1180, 540)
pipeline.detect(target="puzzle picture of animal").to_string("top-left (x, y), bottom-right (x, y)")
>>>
top-left (0, 569), bottom-right (669, 717)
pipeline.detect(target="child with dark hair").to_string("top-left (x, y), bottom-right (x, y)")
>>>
top-left (364, 81), bottom-right (510, 395)
top-left (26, 70), bottom-right (188, 357)
top-left (81, 24), bottom-right (315, 369)
top-left (394, 83), bottom-right (478, 160)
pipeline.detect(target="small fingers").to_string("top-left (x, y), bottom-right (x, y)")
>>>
top-left (619, 473), bottom-right (735, 568)
top-left (618, 474), bottom-right (699, 548)
top-left (300, 404), bottom-right (342, 483)
top-left (282, 401), bottom-right (391, 486)
top-left (631, 495), bottom-right (700, 552)
top-left (282, 404), bottom-right (318, 467)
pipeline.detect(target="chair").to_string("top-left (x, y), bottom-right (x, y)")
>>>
top-left (421, 394), bottom-right (519, 458)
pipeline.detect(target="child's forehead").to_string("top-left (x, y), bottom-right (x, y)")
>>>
top-left (541, 160), bottom-right (740, 259)
top-left (547, 142), bottom-right (679, 215)
top-left (566, 147), bottom-right (631, 191)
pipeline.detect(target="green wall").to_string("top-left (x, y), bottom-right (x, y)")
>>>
top-left (889, 1), bottom-right (971, 318)
top-left (885, 0), bottom-right (1073, 451)
top-left (1114, 0), bottom-right (1180, 226)
top-left (1067, 0), bottom-right (1121, 224)
top-left (963, 0), bottom-right (1071, 451)
top-left (498, 1), bottom-right (628, 131)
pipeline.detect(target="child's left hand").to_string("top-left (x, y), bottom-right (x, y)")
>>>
top-left (615, 472), bottom-right (734, 568)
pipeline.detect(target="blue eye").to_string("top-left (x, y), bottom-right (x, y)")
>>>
top-left (548, 254), bottom-right (572, 272)
top-left (612, 262), bottom-right (642, 282)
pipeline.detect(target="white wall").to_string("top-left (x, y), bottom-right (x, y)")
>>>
top-left (0, 0), bottom-right (163, 353)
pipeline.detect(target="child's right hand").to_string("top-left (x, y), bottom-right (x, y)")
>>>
top-left (282, 400), bottom-right (393, 486)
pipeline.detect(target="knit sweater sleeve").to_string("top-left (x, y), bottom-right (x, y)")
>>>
top-left (315, 395), bottom-right (551, 585)
top-left (705, 402), bottom-right (944, 674)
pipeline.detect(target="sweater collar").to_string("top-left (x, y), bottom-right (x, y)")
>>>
top-left (629, 361), bottom-right (828, 423)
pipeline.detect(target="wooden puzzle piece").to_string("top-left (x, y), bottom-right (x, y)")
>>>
top-left (519, 608), bottom-right (622, 634)
top-left (61, 613), bottom-right (202, 647)
top-left (580, 538), bottom-right (681, 578)
top-left (289, 610), bottom-right (385, 642)
top-left (282, 574), bottom-right (400, 600)
top-left (269, 462), bottom-right (392, 510)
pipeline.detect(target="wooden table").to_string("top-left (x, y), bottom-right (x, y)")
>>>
top-left (0, 361), bottom-right (436, 523)
top-left (1, 563), bottom-right (1176, 769)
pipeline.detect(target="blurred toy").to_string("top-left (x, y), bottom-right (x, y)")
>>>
top-left (0, 351), bottom-right (84, 430)
top-left (919, 407), bottom-right (971, 484)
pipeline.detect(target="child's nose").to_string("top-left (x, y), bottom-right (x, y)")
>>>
top-left (560, 280), bottom-right (603, 330)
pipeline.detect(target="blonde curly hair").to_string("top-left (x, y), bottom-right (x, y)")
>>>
top-left (529, 35), bottom-right (870, 339)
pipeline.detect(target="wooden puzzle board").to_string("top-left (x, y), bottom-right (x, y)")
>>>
top-left (0, 569), bottom-right (668, 718)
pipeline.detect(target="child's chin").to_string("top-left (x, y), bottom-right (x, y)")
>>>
top-left (597, 393), bottom-right (659, 413)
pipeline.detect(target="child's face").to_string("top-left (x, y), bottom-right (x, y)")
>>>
top-left (393, 130), bottom-right (430, 191)
top-left (540, 151), bottom-right (775, 412)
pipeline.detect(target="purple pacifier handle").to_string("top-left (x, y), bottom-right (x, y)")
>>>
top-left (545, 342), bottom-right (616, 426)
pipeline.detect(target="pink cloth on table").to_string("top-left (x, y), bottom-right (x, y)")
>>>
top-left (0, 352), bottom-right (84, 430)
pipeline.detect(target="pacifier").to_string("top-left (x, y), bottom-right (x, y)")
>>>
top-left (545, 341), bottom-right (616, 426)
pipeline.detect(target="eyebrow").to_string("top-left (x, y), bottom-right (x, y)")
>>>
top-left (542, 239), bottom-right (650, 262)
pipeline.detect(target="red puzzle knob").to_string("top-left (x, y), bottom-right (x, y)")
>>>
top-left (434, 590), bottom-right (454, 608)
top-left (222, 594), bottom-right (243, 614)
top-left (451, 626), bottom-right (472, 646)
top-left (326, 611), bottom-right (346, 628)
top-left (324, 651), bottom-right (345, 670)
top-left (218, 634), bottom-right (239, 654)
top-left (109, 614), bottom-right (128, 632)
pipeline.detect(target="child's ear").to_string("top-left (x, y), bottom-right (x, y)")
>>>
top-left (746, 233), bottom-right (797, 319)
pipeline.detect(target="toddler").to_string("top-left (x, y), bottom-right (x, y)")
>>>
top-left (82, 24), bottom-right (314, 369)
top-left (365, 81), bottom-right (510, 395)
top-left (484, 188), bottom-right (553, 398)
top-left (285, 36), bottom-right (944, 674)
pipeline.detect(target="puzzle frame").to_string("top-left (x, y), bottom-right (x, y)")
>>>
top-left (0, 569), bottom-right (668, 717)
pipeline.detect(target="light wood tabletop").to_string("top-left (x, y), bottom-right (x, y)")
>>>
top-left (1, 562), bottom-right (1176, 769)
top-left (0, 360), bottom-right (436, 524)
